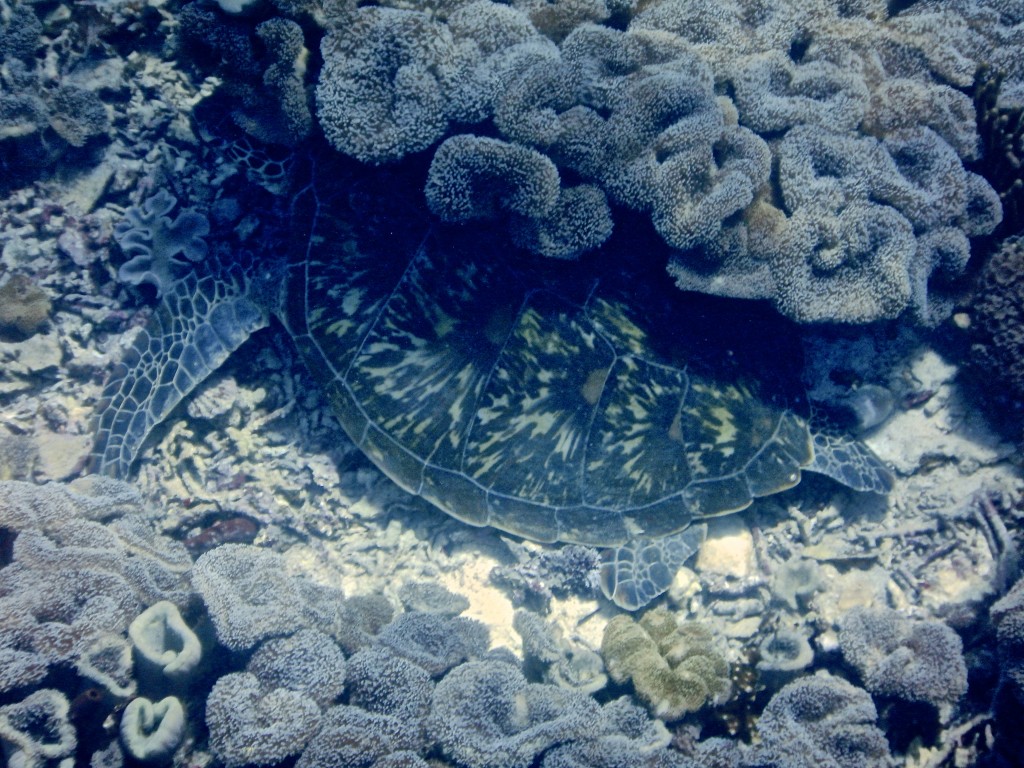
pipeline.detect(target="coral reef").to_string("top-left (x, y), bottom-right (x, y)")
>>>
top-left (974, 67), bottom-right (1024, 235)
top-left (0, 479), bottom-right (191, 697)
top-left (969, 236), bottom-right (1024, 423)
top-left (206, 671), bottom-right (323, 767)
top-left (425, 135), bottom-right (612, 258)
top-left (397, 582), bottom-right (470, 616)
top-left (539, 696), bottom-right (675, 768)
top-left (601, 606), bottom-right (730, 720)
top-left (750, 672), bottom-right (892, 768)
top-left (427, 659), bottom-right (604, 768)
top-left (178, 4), bottom-right (313, 148)
top-left (838, 606), bottom-right (968, 709)
top-left (0, 0), bottom-right (111, 189)
top-left (988, 574), bottom-right (1024, 763)
top-left (304, 0), bottom-right (1006, 319)
top-left (490, 542), bottom-right (601, 611)
top-left (246, 629), bottom-right (348, 707)
top-left (316, 5), bottom-right (463, 165)
top-left (375, 611), bottom-right (490, 677)
top-left (295, 705), bottom-right (422, 768)
top-left (345, 647), bottom-right (433, 726)
top-left (191, 543), bottom-right (344, 652)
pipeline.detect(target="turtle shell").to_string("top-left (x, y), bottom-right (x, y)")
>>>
top-left (281, 182), bottom-right (813, 548)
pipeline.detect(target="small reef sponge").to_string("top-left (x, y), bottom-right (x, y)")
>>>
top-left (0, 274), bottom-right (51, 337)
top-left (751, 671), bottom-right (892, 768)
top-left (119, 695), bottom-right (186, 764)
top-left (128, 600), bottom-right (202, 682)
top-left (771, 557), bottom-right (824, 611)
top-left (838, 606), bottom-right (967, 709)
top-left (601, 606), bottom-right (730, 720)
top-left (757, 626), bottom-right (815, 678)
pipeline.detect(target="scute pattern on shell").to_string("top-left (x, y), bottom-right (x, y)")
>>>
top-left (282, 177), bottom-right (814, 548)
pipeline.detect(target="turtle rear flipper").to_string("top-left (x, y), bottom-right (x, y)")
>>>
top-left (807, 422), bottom-right (895, 494)
top-left (91, 268), bottom-right (269, 478)
top-left (599, 524), bottom-right (707, 610)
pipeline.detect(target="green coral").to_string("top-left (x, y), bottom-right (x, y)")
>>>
top-left (601, 607), bottom-right (730, 721)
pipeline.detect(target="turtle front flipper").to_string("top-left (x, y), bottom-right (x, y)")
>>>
top-left (599, 524), bottom-right (707, 610)
top-left (91, 268), bottom-right (270, 478)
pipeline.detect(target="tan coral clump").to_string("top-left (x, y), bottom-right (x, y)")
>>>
top-left (601, 606), bottom-right (730, 720)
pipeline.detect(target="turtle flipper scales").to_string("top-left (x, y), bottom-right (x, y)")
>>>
top-left (599, 524), bottom-right (707, 610)
top-left (91, 267), bottom-right (269, 478)
top-left (806, 412), bottom-right (895, 494)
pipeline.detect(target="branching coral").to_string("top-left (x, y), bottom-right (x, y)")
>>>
top-left (119, 696), bottom-right (186, 763)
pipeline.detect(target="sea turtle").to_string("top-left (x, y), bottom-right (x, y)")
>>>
top-left (91, 162), bottom-right (893, 610)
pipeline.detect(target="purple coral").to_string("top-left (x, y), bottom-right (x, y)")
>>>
top-left (427, 659), bottom-right (604, 768)
top-left (0, 479), bottom-right (190, 696)
top-left (192, 544), bottom-right (345, 652)
top-left (839, 606), bottom-right (967, 709)
top-left (206, 671), bottom-right (323, 768)
top-left (752, 672), bottom-right (892, 768)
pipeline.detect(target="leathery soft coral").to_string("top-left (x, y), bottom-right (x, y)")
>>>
top-left (750, 671), bottom-right (892, 768)
top-left (838, 606), bottom-right (968, 711)
top-left (310, 0), bottom-right (1004, 323)
top-left (0, 478), bottom-right (191, 697)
